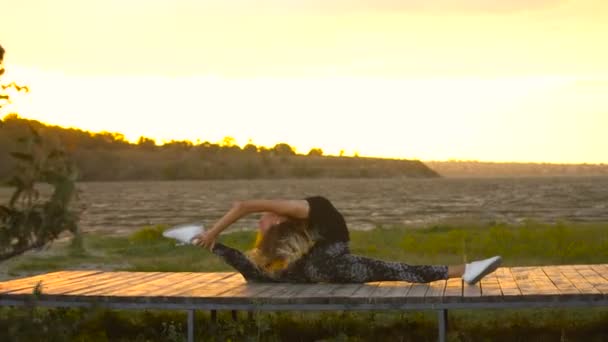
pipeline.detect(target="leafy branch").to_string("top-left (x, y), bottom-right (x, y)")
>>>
top-left (0, 123), bottom-right (81, 261)
top-left (0, 43), bottom-right (81, 262)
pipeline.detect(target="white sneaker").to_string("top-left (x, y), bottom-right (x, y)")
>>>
top-left (462, 256), bottom-right (502, 285)
top-left (163, 222), bottom-right (205, 245)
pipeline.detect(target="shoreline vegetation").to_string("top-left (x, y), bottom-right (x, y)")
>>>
top-left (2, 115), bottom-right (607, 183)
top-left (1, 221), bottom-right (607, 340)
top-left (0, 115), bottom-right (438, 182)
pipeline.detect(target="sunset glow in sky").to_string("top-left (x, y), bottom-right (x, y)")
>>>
top-left (2, 0), bottom-right (607, 163)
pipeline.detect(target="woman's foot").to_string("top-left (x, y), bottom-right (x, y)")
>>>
top-left (462, 256), bottom-right (502, 285)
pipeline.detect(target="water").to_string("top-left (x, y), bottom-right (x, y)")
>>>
top-left (2, 177), bottom-right (607, 235)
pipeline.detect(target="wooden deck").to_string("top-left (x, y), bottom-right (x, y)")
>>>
top-left (1, 264), bottom-right (608, 341)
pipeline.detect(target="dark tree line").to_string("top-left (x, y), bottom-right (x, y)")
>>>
top-left (0, 115), bottom-right (439, 181)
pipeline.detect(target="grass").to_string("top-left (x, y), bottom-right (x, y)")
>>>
top-left (1, 221), bottom-right (608, 341)
top-left (7, 219), bottom-right (608, 276)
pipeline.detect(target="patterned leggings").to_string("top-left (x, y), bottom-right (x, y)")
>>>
top-left (212, 242), bottom-right (449, 283)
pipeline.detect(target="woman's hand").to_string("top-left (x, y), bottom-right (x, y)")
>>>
top-left (193, 230), bottom-right (218, 250)
top-left (194, 202), bottom-right (248, 249)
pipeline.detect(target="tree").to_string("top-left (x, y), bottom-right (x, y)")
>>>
top-left (243, 138), bottom-right (258, 154)
top-left (307, 148), bottom-right (323, 156)
top-left (220, 136), bottom-right (241, 154)
top-left (137, 136), bottom-right (156, 150)
top-left (0, 44), bottom-right (29, 121)
top-left (0, 44), bottom-right (80, 262)
top-left (243, 143), bottom-right (258, 154)
top-left (0, 126), bottom-right (80, 261)
top-left (0, 44), bottom-right (4, 78)
top-left (272, 143), bottom-right (296, 156)
top-left (164, 139), bottom-right (193, 151)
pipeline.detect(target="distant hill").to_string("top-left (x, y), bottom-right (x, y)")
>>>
top-left (0, 115), bottom-right (439, 181)
top-left (425, 160), bottom-right (608, 178)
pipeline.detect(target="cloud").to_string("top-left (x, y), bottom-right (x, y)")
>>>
top-left (244, 0), bottom-right (564, 13)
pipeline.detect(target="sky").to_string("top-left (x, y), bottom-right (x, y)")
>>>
top-left (1, 0), bottom-right (607, 163)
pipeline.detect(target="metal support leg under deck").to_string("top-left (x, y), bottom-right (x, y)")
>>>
top-left (438, 309), bottom-right (448, 342)
top-left (187, 309), bottom-right (195, 342)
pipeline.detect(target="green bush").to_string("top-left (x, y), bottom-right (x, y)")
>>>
top-left (128, 225), bottom-right (167, 243)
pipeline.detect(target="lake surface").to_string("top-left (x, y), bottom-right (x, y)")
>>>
top-left (2, 177), bottom-right (607, 235)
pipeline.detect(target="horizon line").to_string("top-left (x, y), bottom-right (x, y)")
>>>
top-left (3, 114), bottom-right (606, 166)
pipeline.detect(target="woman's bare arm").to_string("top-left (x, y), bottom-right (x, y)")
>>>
top-left (194, 199), bottom-right (310, 249)
top-left (236, 199), bottom-right (310, 219)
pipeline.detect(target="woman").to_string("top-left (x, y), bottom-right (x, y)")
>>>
top-left (193, 196), bottom-right (501, 284)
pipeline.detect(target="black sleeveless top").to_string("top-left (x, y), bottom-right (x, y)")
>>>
top-left (305, 196), bottom-right (349, 244)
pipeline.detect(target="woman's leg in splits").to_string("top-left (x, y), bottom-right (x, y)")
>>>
top-left (211, 243), bottom-right (277, 282)
top-left (303, 243), bottom-right (458, 283)
top-left (330, 253), bottom-right (451, 283)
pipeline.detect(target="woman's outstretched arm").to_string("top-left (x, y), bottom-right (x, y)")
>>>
top-left (237, 199), bottom-right (310, 219)
top-left (195, 199), bottom-right (310, 249)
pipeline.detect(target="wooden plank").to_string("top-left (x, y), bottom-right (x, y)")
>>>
top-left (201, 274), bottom-right (248, 297)
top-left (252, 282), bottom-right (305, 301)
top-left (511, 267), bottom-right (544, 297)
top-left (463, 282), bottom-right (481, 298)
top-left (0, 270), bottom-right (67, 284)
top-left (290, 283), bottom-right (343, 303)
top-left (37, 272), bottom-right (155, 295)
top-left (329, 283), bottom-right (364, 298)
top-left (179, 273), bottom-right (246, 298)
top-left (5, 271), bottom-right (132, 295)
top-left (215, 282), bottom-right (277, 300)
top-left (542, 266), bottom-right (580, 295)
top-left (0, 271), bottom-right (103, 294)
top-left (155, 272), bottom-right (237, 297)
top-left (34, 272), bottom-right (127, 291)
top-left (273, 283), bottom-right (358, 305)
top-left (293, 283), bottom-right (341, 297)
top-left (574, 265), bottom-right (608, 294)
top-left (557, 266), bottom-right (601, 295)
top-left (349, 282), bottom-right (380, 300)
top-left (371, 281), bottom-right (412, 298)
top-left (529, 267), bottom-right (560, 295)
top-left (274, 283), bottom-right (321, 300)
top-left (590, 264), bottom-right (608, 282)
top-left (575, 265), bottom-right (607, 292)
top-left (362, 281), bottom-right (412, 305)
top-left (480, 271), bottom-right (502, 297)
top-left (495, 268), bottom-right (522, 297)
top-left (34, 272), bottom-right (164, 296)
top-left (424, 280), bottom-right (446, 303)
top-left (264, 281), bottom-right (399, 305)
top-left (219, 282), bottom-right (344, 305)
top-left (406, 282), bottom-right (429, 303)
top-left (510, 266), bottom-right (562, 299)
top-left (444, 278), bottom-right (462, 300)
top-left (93, 272), bottom-right (192, 296)
top-left (120, 273), bottom-right (204, 296)
top-left (1, 271), bottom-right (84, 288)
top-left (79, 272), bottom-right (187, 296)
top-left (593, 264), bottom-right (608, 293)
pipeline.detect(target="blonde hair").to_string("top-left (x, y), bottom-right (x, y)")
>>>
top-left (246, 219), bottom-right (315, 278)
